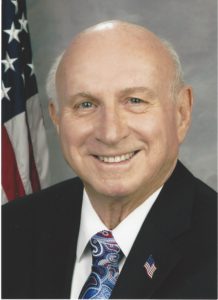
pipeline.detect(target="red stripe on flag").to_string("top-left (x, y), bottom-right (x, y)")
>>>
top-left (26, 119), bottom-right (41, 192)
top-left (2, 125), bottom-right (26, 201)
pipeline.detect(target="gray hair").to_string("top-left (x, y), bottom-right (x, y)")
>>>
top-left (46, 38), bottom-right (184, 108)
top-left (160, 38), bottom-right (185, 96)
top-left (46, 52), bottom-right (64, 109)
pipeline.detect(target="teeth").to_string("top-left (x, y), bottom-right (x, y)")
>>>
top-left (98, 152), bottom-right (135, 163)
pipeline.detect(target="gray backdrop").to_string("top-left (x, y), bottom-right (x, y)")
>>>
top-left (26, 0), bottom-right (217, 190)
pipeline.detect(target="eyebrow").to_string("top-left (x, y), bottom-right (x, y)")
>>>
top-left (70, 92), bottom-right (96, 100)
top-left (117, 86), bottom-right (156, 98)
top-left (69, 86), bottom-right (156, 101)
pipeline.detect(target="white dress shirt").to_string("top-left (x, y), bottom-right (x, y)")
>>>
top-left (70, 187), bottom-right (162, 299)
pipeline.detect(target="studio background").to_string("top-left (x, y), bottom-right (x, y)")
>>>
top-left (26, 0), bottom-right (217, 190)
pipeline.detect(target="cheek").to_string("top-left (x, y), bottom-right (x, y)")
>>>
top-left (132, 110), bottom-right (178, 146)
top-left (60, 119), bottom-right (76, 146)
top-left (131, 113), bottom-right (164, 139)
top-left (58, 118), bottom-right (80, 156)
top-left (58, 115), bottom-right (94, 154)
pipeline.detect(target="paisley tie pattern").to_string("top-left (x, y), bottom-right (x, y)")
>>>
top-left (79, 230), bottom-right (124, 299)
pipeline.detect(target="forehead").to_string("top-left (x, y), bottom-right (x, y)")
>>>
top-left (56, 28), bottom-right (175, 96)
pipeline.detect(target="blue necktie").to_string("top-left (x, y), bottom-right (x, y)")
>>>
top-left (79, 230), bottom-right (124, 299)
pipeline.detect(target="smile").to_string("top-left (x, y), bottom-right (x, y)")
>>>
top-left (94, 151), bottom-right (138, 163)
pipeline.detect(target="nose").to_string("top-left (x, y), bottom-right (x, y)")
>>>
top-left (95, 105), bottom-right (129, 145)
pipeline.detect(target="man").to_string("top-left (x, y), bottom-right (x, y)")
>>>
top-left (2, 21), bottom-right (217, 299)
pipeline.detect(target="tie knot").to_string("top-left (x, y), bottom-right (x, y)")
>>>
top-left (90, 230), bottom-right (123, 268)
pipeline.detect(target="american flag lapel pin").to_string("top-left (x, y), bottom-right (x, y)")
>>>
top-left (144, 254), bottom-right (157, 279)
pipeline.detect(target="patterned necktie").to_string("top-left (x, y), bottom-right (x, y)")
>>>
top-left (79, 230), bottom-right (124, 299)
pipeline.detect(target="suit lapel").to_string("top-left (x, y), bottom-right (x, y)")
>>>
top-left (111, 161), bottom-right (195, 299)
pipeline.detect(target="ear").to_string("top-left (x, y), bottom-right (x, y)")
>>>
top-left (176, 86), bottom-right (193, 144)
top-left (48, 101), bottom-right (60, 134)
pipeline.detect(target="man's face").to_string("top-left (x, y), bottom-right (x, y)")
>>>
top-left (52, 30), bottom-right (191, 202)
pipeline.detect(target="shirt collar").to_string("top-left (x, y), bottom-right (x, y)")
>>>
top-left (76, 187), bottom-right (162, 260)
top-left (76, 190), bottom-right (107, 261)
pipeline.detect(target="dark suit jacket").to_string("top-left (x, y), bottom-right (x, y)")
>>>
top-left (2, 161), bottom-right (217, 299)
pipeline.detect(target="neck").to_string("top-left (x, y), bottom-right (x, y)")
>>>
top-left (85, 184), bottom-right (160, 230)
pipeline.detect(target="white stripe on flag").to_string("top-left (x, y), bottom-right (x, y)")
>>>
top-left (26, 95), bottom-right (50, 188)
top-left (4, 112), bottom-right (33, 195)
top-left (1, 189), bottom-right (8, 205)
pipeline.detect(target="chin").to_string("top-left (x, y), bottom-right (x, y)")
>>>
top-left (92, 179), bottom-right (139, 199)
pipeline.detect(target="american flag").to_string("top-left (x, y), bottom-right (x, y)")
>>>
top-left (144, 255), bottom-right (157, 279)
top-left (2, 0), bottom-right (49, 203)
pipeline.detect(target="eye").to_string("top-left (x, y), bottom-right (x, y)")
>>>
top-left (126, 97), bottom-right (148, 113)
top-left (128, 97), bottom-right (144, 104)
top-left (78, 101), bottom-right (94, 109)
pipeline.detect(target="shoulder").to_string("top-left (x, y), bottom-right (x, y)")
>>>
top-left (193, 175), bottom-right (217, 202)
top-left (185, 164), bottom-right (217, 217)
top-left (191, 175), bottom-right (217, 235)
top-left (163, 160), bottom-right (217, 238)
top-left (3, 176), bottom-right (83, 208)
top-left (2, 176), bottom-right (84, 227)
top-left (183, 161), bottom-right (216, 214)
top-left (175, 161), bottom-right (217, 250)
top-left (173, 160), bottom-right (216, 201)
top-left (2, 176), bottom-right (84, 259)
